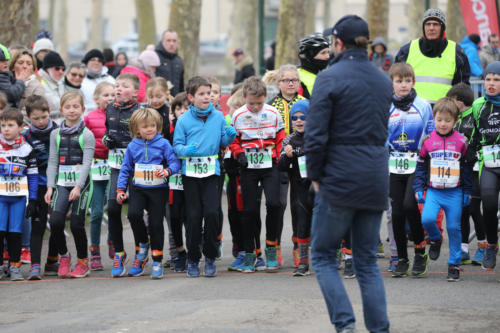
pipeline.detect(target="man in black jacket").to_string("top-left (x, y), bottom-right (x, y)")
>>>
top-left (155, 30), bottom-right (184, 96)
top-left (305, 15), bottom-right (391, 333)
top-left (232, 49), bottom-right (255, 84)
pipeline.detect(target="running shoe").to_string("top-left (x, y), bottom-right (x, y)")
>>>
top-left (265, 246), bottom-right (279, 271)
top-left (187, 259), bottom-right (200, 277)
top-left (151, 262), bottom-right (163, 279)
top-left (9, 263), bottom-right (24, 281)
top-left (387, 256), bottom-right (398, 272)
top-left (58, 253), bottom-right (71, 278)
top-left (228, 252), bottom-right (245, 271)
top-left (107, 239), bottom-right (115, 260)
top-left (128, 255), bottom-right (149, 277)
top-left (392, 258), bottom-right (409, 278)
top-left (447, 264), bottom-right (460, 282)
top-left (255, 256), bottom-right (266, 271)
top-left (293, 262), bottom-right (310, 276)
top-left (20, 248), bottom-right (31, 264)
top-left (428, 239), bottom-right (442, 260)
top-left (204, 258), bottom-right (216, 277)
top-left (136, 242), bottom-right (149, 261)
top-left (44, 262), bottom-right (59, 276)
top-left (343, 258), bottom-right (355, 279)
top-left (215, 241), bottom-right (223, 261)
top-left (411, 253), bottom-right (429, 277)
top-left (482, 244), bottom-right (498, 271)
top-left (276, 245), bottom-right (283, 267)
top-left (111, 252), bottom-right (127, 277)
top-left (28, 264), bottom-right (42, 280)
top-left (460, 250), bottom-right (471, 265)
top-left (90, 254), bottom-right (103, 271)
top-left (241, 253), bottom-right (256, 273)
top-left (70, 259), bottom-right (90, 278)
top-left (174, 251), bottom-right (187, 273)
top-left (377, 242), bottom-right (385, 258)
top-left (472, 242), bottom-right (486, 266)
top-left (293, 248), bottom-right (299, 268)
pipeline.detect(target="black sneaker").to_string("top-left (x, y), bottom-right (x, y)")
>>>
top-left (392, 258), bottom-right (409, 278)
top-left (447, 265), bottom-right (460, 282)
top-left (343, 258), bottom-right (355, 279)
top-left (482, 245), bottom-right (498, 271)
top-left (412, 253), bottom-right (429, 277)
top-left (174, 251), bottom-right (187, 273)
top-left (293, 262), bottom-right (310, 276)
top-left (429, 239), bottom-right (442, 261)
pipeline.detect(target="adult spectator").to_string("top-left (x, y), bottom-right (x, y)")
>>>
top-left (0, 44), bottom-right (25, 108)
top-left (265, 41), bottom-right (276, 71)
top-left (155, 30), bottom-right (184, 96)
top-left (81, 48), bottom-right (115, 112)
top-left (370, 36), bottom-right (393, 74)
top-left (120, 45), bottom-right (160, 102)
top-left (38, 51), bottom-right (65, 119)
top-left (305, 15), bottom-right (391, 333)
top-left (9, 49), bottom-right (44, 112)
top-left (395, 8), bottom-right (470, 104)
top-left (297, 33), bottom-right (330, 99)
top-left (103, 48), bottom-right (121, 78)
top-left (115, 52), bottom-right (128, 68)
top-left (460, 33), bottom-right (482, 77)
top-left (32, 38), bottom-right (55, 71)
top-left (232, 48), bottom-right (255, 84)
top-left (480, 33), bottom-right (500, 71)
top-left (64, 62), bottom-right (86, 92)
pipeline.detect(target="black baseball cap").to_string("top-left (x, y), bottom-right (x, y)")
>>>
top-left (331, 15), bottom-right (370, 44)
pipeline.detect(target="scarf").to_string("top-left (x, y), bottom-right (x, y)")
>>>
top-left (60, 120), bottom-right (84, 135)
top-left (30, 119), bottom-right (55, 134)
top-left (485, 93), bottom-right (500, 106)
top-left (113, 99), bottom-right (136, 109)
top-left (86, 69), bottom-right (103, 79)
top-left (392, 89), bottom-right (417, 111)
top-left (190, 102), bottom-right (214, 118)
top-left (64, 76), bottom-right (81, 89)
top-left (0, 134), bottom-right (25, 150)
top-left (419, 36), bottom-right (448, 58)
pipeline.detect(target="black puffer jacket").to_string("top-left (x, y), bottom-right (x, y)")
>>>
top-left (155, 43), bottom-right (184, 96)
top-left (104, 102), bottom-right (140, 149)
top-left (0, 71), bottom-right (25, 107)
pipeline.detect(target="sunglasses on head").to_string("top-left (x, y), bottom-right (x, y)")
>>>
top-left (291, 115), bottom-right (306, 121)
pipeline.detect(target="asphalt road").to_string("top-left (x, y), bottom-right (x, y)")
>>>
top-left (1, 200), bottom-right (500, 333)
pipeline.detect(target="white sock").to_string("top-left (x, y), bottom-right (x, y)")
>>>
top-left (344, 254), bottom-right (353, 260)
top-left (461, 243), bottom-right (468, 253)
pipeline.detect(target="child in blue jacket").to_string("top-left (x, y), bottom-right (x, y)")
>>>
top-left (116, 107), bottom-right (180, 279)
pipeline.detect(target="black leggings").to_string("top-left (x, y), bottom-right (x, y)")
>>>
top-left (127, 186), bottom-right (168, 262)
top-left (276, 172), bottom-right (289, 245)
top-left (169, 189), bottom-right (186, 248)
top-left (30, 185), bottom-right (58, 265)
top-left (0, 231), bottom-right (21, 264)
top-left (461, 171), bottom-right (485, 243)
top-left (479, 166), bottom-right (500, 245)
top-left (216, 170), bottom-right (225, 238)
top-left (289, 177), bottom-right (313, 241)
top-left (49, 182), bottom-right (92, 259)
top-left (390, 173), bottom-right (425, 260)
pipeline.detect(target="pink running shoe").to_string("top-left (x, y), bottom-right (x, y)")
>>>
top-left (71, 258), bottom-right (90, 278)
top-left (20, 248), bottom-right (31, 264)
top-left (58, 253), bottom-right (71, 278)
top-left (107, 239), bottom-right (115, 259)
top-left (90, 254), bottom-right (103, 271)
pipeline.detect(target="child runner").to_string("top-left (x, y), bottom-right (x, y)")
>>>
top-left (173, 76), bottom-right (236, 278)
top-left (446, 83), bottom-right (486, 265)
top-left (116, 108), bottom-right (180, 279)
top-left (414, 97), bottom-right (472, 281)
top-left (387, 63), bottom-right (434, 278)
top-left (0, 108), bottom-right (38, 281)
top-left (84, 81), bottom-right (114, 270)
top-left (45, 91), bottom-right (95, 278)
top-left (230, 76), bottom-right (285, 273)
top-left (102, 73), bottom-right (141, 277)
top-left (23, 95), bottom-right (60, 279)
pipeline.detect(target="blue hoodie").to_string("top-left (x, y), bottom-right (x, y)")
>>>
top-left (460, 36), bottom-right (483, 77)
top-left (117, 133), bottom-right (180, 189)
top-left (173, 103), bottom-right (236, 175)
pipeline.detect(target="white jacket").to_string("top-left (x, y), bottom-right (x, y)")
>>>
top-left (81, 66), bottom-right (115, 114)
top-left (39, 69), bottom-right (65, 120)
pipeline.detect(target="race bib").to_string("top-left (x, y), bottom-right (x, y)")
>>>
top-left (169, 173), bottom-right (184, 190)
top-left (298, 155), bottom-right (307, 178)
top-left (246, 148), bottom-right (272, 169)
top-left (482, 145), bottom-right (500, 168)
top-left (57, 165), bottom-right (80, 187)
top-left (389, 152), bottom-right (417, 174)
top-left (185, 156), bottom-right (216, 178)
top-left (108, 149), bottom-right (126, 169)
top-left (134, 164), bottom-right (164, 186)
top-left (429, 159), bottom-right (460, 188)
top-left (0, 176), bottom-right (28, 196)
top-left (91, 159), bottom-right (110, 181)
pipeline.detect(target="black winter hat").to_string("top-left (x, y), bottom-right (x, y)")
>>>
top-left (42, 51), bottom-right (65, 70)
top-left (82, 49), bottom-right (104, 64)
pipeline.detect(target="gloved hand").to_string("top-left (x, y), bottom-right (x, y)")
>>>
top-left (103, 136), bottom-right (117, 149)
top-left (225, 126), bottom-right (237, 137)
top-left (116, 189), bottom-right (127, 204)
top-left (416, 191), bottom-right (425, 204)
top-left (237, 153), bottom-right (248, 168)
top-left (25, 199), bottom-right (38, 218)
top-left (185, 145), bottom-right (198, 156)
top-left (154, 168), bottom-right (172, 178)
top-left (463, 194), bottom-right (471, 207)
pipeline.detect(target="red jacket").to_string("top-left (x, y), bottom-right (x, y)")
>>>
top-left (84, 108), bottom-right (109, 159)
top-left (120, 66), bottom-right (151, 103)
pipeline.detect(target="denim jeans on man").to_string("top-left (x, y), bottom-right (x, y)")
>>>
top-left (311, 193), bottom-right (390, 333)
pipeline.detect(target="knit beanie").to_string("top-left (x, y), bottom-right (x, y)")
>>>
top-left (42, 51), bottom-right (65, 70)
top-left (139, 45), bottom-right (160, 67)
top-left (290, 99), bottom-right (309, 117)
top-left (0, 44), bottom-right (10, 61)
top-left (422, 8), bottom-right (446, 33)
top-left (82, 49), bottom-right (104, 64)
top-left (33, 38), bottom-right (55, 56)
top-left (485, 61), bottom-right (500, 76)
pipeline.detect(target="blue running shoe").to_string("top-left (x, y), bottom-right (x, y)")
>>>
top-left (265, 246), bottom-right (279, 271)
top-left (387, 256), bottom-right (398, 272)
top-left (241, 253), bottom-right (256, 273)
top-left (482, 245), bottom-right (498, 271)
top-left (151, 262), bottom-right (163, 279)
top-left (128, 256), bottom-right (148, 277)
top-left (28, 264), bottom-right (42, 280)
top-left (228, 252), bottom-right (245, 271)
top-left (472, 243), bottom-right (486, 266)
top-left (187, 259), bottom-right (200, 277)
top-left (111, 252), bottom-right (128, 277)
top-left (136, 242), bottom-right (149, 261)
top-left (460, 250), bottom-right (471, 265)
top-left (255, 256), bottom-right (266, 271)
top-left (204, 258), bottom-right (216, 277)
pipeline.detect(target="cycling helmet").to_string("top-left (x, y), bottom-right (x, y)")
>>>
top-left (298, 33), bottom-right (330, 60)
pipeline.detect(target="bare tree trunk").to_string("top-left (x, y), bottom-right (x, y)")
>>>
top-left (32, 0), bottom-right (39, 41)
top-left (408, 0), bottom-right (437, 40)
top-left (275, 0), bottom-right (308, 67)
top-left (168, 0), bottom-right (202, 82)
top-left (48, 0), bottom-right (55, 34)
top-left (446, 0), bottom-right (467, 43)
top-left (322, 0), bottom-right (331, 30)
top-left (135, 0), bottom-right (157, 52)
top-left (88, 0), bottom-right (103, 49)
top-left (54, 0), bottom-right (67, 60)
top-left (225, 0), bottom-right (245, 75)
top-left (304, 0), bottom-right (316, 34)
top-left (0, 0), bottom-right (35, 47)
top-left (244, 1), bottom-right (258, 74)
top-left (367, 0), bottom-right (389, 41)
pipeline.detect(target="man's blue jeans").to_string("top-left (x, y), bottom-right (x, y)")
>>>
top-left (311, 193), bottom-right (390, 333)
